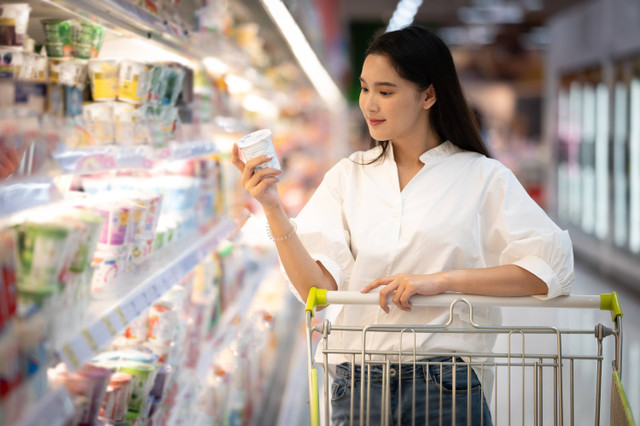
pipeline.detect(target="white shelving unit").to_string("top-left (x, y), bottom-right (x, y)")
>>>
top-left (56, 215), bottom-right (236, 371)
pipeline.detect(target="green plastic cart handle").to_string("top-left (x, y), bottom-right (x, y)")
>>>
top-left (305, 287), bottom-right (327, 317)
top-left (600, 292), bottom-right (623, 322)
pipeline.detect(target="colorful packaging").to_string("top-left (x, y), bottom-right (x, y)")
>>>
top-left (117, 60), bottom-right (152, 104)
top-left (17, 222), bottom-right (70, 288)
top-left (148, 301), bottom-right (177, 344)
top-left (116, 361), bottom-right (157, 413)
top-left (41, 19), bottom-right (73, 58)
top-left (101, 372), bottom-right (132, 423)
top-left (0, 229), bottom-right (18, 329)
top-left (0, 3), bottom-right (31, 46)
top-left (72, 21), bottom-right (104, 60)
top-left (0, 47), bottom-right (22, 78)
top-left (88, 59), bottom-right (118, 100)
top-left (16, 308), bottom-right (47, 400)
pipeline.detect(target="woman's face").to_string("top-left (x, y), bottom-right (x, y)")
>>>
top-left (359, 54), bottom-right (429, 144)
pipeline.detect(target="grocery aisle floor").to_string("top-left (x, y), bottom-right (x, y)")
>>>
top-left (275, 258), bottom-right (640, 425)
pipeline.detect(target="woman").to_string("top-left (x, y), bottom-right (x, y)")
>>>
top-left (232, 25), bottom-right (573, 425)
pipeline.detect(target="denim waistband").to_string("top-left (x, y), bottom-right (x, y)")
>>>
top-left (335, 356), bottom-right (466, 380)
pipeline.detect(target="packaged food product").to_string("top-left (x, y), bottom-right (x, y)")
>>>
top-left (83, 102), bottom-right (115, 145)
top-left (0, 228), bottom-right (18, 329)
top-left (95, 203), bottom-right (133, 248)
top-left (236, 129), bottom-right (280, 171)
top-left (147, 301), bottom-right (178, 344)
top-left (0, 3), bottom-right (31, 46)
top-left (101, 372), bottom-right (132, 423)
top-left (0, 47), bottom-right (22, 78)
top-left (18, 222), bottom-right (70, 288)
top-left (58, 59), bottom-right (87, 88)
top-left (88, 59), bottom-right (118, 101)
top-left (90, 250), bottom-right (126, 297)
top-left (41, 19), bottom-right (73, 58)
top-left (118, 60), bottom-right (152, 104)
top-left (48, 57), bottom-right (67, 83)
top-left (72, 21), bottom-right (104, 60)
top-left (116, 361), bottom-right (157, 413)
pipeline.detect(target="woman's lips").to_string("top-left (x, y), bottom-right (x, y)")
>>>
top-left (368, 118), bottom-right (384, 126)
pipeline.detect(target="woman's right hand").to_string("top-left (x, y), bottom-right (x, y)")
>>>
top-left (231, 143), bottom-right (283, 209)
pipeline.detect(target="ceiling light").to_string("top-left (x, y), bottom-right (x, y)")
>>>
top-left (259, 0), bottom-right (345, 110)
top-left (225, 74), bottom-right (253, 94)
top-left (387, 0), bottom-right (423, 32)
top-left (203, 56), bottom-right (230, 75)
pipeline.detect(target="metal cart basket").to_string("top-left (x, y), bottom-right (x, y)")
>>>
top-left (303, 288), bottom-right (635, 426)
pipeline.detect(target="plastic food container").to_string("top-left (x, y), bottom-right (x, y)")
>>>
top-left (0, 47), bottom-right (21, 78)
top-left (58, 59), bottom-right (87, 87)
top-left (101, 372), bottom-right (132, 423)
top-left (0, 3), bottom-right (31, 46)
top-left (41, 19), bottom-right (73, 58)
top-left (73, 21), bottom-right (104, 60)
top-left (88, 60), bottom-right (118, 100)
top-left (118, 60), bottom-right (152, 104)
top-left (237, 129), bottom-right (280, 171)
top-left (83, 102), bottom-right (115, 145)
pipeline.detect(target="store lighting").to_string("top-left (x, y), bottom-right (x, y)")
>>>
top-left (242, 94), bottom-right (279, 119)
top-left (387, 0), bottom-right (423, 32)
top-left (259, 0), bottom-right (345, 109)
top-left (225, 74), bottom-right (253, 94)
top-left (99, 37), bottom-right (196, 68)
top-left (203, 56), bottom-right (230, 76)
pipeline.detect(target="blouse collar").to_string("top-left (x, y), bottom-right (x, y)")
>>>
top-left (381, 140), bottom-right (460, 164)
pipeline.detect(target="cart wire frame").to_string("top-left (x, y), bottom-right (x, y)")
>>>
top-left (303, 289), bottom-right (634, 426)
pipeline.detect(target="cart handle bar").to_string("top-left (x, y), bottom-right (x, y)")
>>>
top-left (305, 288), bottom-right (623, 321)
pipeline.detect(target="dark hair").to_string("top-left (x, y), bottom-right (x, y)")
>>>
top-left (361, 25), bottom-right (490, 162)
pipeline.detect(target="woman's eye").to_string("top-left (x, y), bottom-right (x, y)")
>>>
top-left (380, 91), bottom-right (391, 96)
top-left (360, 87), bottom-right (368, 92)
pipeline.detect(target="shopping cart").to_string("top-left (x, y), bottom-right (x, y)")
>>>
top-left (303, 288), bottom-right (635, 426)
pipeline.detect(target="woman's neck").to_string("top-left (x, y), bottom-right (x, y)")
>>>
top-left (391, 127), bottom-right (442, 166)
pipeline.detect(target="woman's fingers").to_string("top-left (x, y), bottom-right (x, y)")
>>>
top-left (246, 166), bottom-right (281, 189)
top-left (241, 155), bottom-right (273, 186)
top-left (230, 144), bottom-right (245, 172)
top-left (378, 281), bottom-right (398, 313)
top-left (361, 277), bottom-right (392, 293)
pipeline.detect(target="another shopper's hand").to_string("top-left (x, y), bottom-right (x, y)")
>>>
top-left (0, 145), bottom-right (22, 179)
top-left (361, 273), bottom-right (444, 313)
top-left (231, 143), bottom-right (282, 209)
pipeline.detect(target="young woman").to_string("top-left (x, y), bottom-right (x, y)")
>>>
top-left (232, 25), bottom-right (573, 425)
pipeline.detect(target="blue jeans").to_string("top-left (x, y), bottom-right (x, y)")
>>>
top-left (331, 357), bottom-right (493, 425)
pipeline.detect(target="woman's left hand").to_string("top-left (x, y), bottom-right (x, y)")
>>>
top-left (361, 273), bottom-right (445, 313)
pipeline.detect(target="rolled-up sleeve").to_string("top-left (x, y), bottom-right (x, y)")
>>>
top-left (281, 160), bottom-right (355, 303)
top-left (481, 167), bottom-right (574, 299)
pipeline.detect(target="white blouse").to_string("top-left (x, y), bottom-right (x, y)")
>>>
top-left (283, 141), bottom-right (574, 363)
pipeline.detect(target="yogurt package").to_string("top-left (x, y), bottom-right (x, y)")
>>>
top-left (236, 129), bottom-right (280, 171)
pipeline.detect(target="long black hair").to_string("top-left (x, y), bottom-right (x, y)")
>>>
top-left (361, 25), bottom-right (490, 161)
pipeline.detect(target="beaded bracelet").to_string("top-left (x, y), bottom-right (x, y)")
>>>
top-left (266, 219), bottom-right (297, 242)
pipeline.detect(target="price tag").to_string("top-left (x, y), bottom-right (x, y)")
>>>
top-left (102, 316), bottom-right (117, 336)
top-left (62, 343), bottom-right (80, 369)
top-left (115, 307), bottom-right (128, 325)
top-left (82, 329), bottom-right (99, 352)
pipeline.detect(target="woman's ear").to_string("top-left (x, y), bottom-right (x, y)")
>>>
top-left (422, 84), bottom-right (436, 110)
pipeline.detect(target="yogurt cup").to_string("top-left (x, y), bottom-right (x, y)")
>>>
top-left (41, 19), bottom-right (73, 58)
top-left (73, 22), bottom-right (104, 60)
top-left (88, 60), bottom-right (118, 100)
top-left (116, 361), bottom-right (157, 413)
top-left (58, 59), bottom-right (87, 88)
top-left (19, 222), bottom-right (70, 288)
top-left (236, 129), bottom-right (280, 171)
top-left (101, 372), bottom-right (132, 423)
top-left (118, 60), bottom-right (152, 104)
top-left (0, 3), bottom-right (31, 46)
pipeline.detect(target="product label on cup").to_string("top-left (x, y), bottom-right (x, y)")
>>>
top-left (237, 129), bottom-right (281, 170)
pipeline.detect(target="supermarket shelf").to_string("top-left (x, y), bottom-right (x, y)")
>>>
top-left (53, 140), bottom-right (219, 174)
top-left (14, 387), bottom-right (74, 426)
top-left (41, 0), bottom-right (200, 61)
top-left (0, 178), bottom-right (62, 219)
top-left (56, 215), bottom-right (236, 371)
